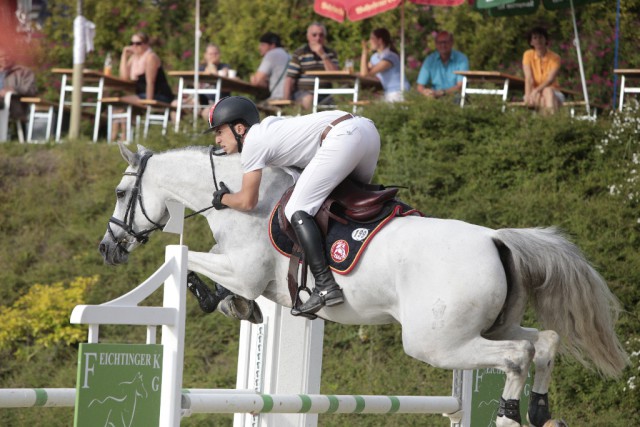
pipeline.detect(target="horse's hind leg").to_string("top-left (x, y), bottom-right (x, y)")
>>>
top-left (402, 330), bottom-right (534, 427)
top-left (485, 327), bottom-right (561, 427)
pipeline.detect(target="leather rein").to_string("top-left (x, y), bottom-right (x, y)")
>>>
top-left (107, 146), bottom-right (224, 254)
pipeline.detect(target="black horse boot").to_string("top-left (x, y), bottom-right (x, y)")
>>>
top-left (186, 271), bottom-right (230, 313)
top-left (290, 211), bottom-right (344, 316)
top-left (187, 271), bottom-right (263, 324)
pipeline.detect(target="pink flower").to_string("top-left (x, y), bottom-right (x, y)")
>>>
top-left (182, 50), bottom-right (193, 60)
top-left (138, 21), bottom-right (148, 29)
top-left (169, 3), bottom-right (178, 10)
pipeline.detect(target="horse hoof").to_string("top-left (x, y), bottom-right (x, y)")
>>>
top-left (247, 301), bottom-right (263, 324)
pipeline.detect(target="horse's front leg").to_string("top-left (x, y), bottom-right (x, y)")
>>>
top-left (187, 250), bottom-right (265, 300)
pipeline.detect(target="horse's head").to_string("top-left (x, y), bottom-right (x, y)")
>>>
top-left (99, 143), bottom-right (169, 265)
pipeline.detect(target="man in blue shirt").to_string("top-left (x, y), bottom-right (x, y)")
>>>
top-left (416, 31), bottom-right (469, 99)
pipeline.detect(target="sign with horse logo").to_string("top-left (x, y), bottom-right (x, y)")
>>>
top-left (74, 343), bottom-right (163, 427)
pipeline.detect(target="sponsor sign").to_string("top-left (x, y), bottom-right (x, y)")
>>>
top-left (74, 343), bottom-right (163, 427)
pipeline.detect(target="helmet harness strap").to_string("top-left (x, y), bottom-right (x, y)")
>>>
top-left (230, 122), bottom-right (250, 153)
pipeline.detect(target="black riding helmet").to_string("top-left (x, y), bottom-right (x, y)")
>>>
top-left (204, 96), bottom-right (260, 153)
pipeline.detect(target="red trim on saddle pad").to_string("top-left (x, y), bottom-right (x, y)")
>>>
top-left (268, 202), bottom-right (423, 275)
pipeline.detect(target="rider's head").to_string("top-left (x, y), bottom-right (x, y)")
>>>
top-left (205, 96), bottom-right (260, 154)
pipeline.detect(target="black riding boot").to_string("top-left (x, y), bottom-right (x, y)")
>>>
top-left (290, 211), bottom-right (344, 316)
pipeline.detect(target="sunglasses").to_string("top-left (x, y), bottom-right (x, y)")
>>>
top-left (310, 32), bottom-right (325, 37)
top-left (130, 41), bottom-right (144, 46)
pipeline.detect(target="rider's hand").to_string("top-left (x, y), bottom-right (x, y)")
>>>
top-left (212, 182), bottom-right (230, 210)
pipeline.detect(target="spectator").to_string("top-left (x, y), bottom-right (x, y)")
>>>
top-left (522, 27), bottom-right (563, 114)
top-left (119, 32), bottom-right (174, 104)
top-left (359, 28), bottom-right (409, 103)
top-left (0, 46), bottom-right (37, 122)
top-left (115, 32), bottom-right (174, 140)
top-left (283, 22), bottom-right (339, 110)
top-left (416, 31), bottom-right (469, 99)
top-left (197, 43), bottom-right (231, 119)
top-left (250, 32), bottom-right (289, 100)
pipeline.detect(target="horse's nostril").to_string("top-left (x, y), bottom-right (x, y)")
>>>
top-left (99, 242), bottom-right (107, 255)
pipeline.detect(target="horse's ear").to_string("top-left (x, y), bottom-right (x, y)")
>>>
top-left (118, 141), bottom-right (139, 167)
top-left (136, 144), bottom-right (150, 155)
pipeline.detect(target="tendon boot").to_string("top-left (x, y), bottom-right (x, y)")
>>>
top-left (290, 211), bottom-right (344, 316)
top-left (186, 271), bottom-right (232, 313)
top-left (187, 271), bottom-right (263, 324)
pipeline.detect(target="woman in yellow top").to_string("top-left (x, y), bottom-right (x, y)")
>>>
top-left (522, 27), bottom-right (564, 114)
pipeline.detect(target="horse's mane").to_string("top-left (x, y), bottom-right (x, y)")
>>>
top-left (155, 145), bottom-right (213, 155)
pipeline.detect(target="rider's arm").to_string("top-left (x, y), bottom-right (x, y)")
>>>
top-left (220, 169), bottom-right (262, 211)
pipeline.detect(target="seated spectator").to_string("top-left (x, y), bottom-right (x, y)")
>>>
top-left (522, 27), bottom-right (563, 115)
top-left (0, 46), bottom-right (37, 122)
top-left (250, 32), bottom-right (289, 100)
top-left (416, 31), bottom-right (468, 99)
top-left (283, 22), bottom-right (339, 110)
top-left (119, 32), bottom-right (174, 104)
top-left (197, 43), bottom-right (231, 119)
top-left (359, 28), bottom-right (409, 103)
top-left (115, 32), bottom-right (174, 140)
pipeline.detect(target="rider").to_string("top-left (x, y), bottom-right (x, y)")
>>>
top-left (205, 96), bottom-right (381, 317)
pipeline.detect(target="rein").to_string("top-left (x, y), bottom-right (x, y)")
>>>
top-left (108, 146), bottom-right (223, 253)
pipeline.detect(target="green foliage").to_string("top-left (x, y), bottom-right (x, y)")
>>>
top-left (1, 100), bottom-right (639, 426)
top-left (0, 276), bottom-right (97, 360)
top-left (31, 0), bottom-right (640, 108)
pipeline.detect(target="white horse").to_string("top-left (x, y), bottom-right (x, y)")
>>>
top-left (99, 144), bottom-right (628, 427)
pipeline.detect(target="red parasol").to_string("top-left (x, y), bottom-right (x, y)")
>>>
top-left (313, 0), bottom-right (467, 91)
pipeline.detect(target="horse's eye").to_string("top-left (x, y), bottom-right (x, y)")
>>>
top-left (116, 189), bottom-right (126, 199)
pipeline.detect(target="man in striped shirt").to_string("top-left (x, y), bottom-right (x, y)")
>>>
top-left (283, 22), bottom-right (340, 111)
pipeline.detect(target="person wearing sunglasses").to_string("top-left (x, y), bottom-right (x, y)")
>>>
top-left (112, 32), bottom-right (174, 141)
top-left (283, 22), bottom-right (339, 110)
top-left (119, 32), bottom-right (173, 105)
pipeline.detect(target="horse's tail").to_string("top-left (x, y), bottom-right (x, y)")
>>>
top-left (495, 227), bottom-right (628, 378)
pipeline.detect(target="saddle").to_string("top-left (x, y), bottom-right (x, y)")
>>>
top-left (277, 179), bottom-right (399, 244)
top-left (276, 179), bottom-right (400, 318)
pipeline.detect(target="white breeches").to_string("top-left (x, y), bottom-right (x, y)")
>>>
top-left (284, 116), bottom-right (380, 221)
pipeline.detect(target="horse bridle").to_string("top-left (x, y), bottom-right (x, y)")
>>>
top-left (107, 146), bottom-right (225, 254)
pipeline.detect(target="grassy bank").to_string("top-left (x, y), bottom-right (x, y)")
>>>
top-left (0, 98), bottom-right (638, 426)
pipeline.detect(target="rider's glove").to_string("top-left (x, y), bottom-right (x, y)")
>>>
top-left (212, 182), bottom-right (230, 210)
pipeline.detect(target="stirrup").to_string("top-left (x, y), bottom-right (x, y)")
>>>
top-left (290, 286), bottom-right (318, 319)
top-left (295, 285), bottom-right (343, 316)
top-left (290, 306), bottom-right (318, 320)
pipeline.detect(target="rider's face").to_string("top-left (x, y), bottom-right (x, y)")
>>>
top-left (214, 124), bottom-right (239, 154)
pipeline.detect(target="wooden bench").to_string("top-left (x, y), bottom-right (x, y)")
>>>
top-left (101, 97), bottom-right (147, 143)
top-left (20, 97), bottom-right (56, 142)
top-left (102, 98), bottom-right (174, 142)
top-left (258, 99), bottom-right (293, 117)
top-left (140, 99), bottom-right (175, 139)
top-left (507, 87), bottom-right (607, 118)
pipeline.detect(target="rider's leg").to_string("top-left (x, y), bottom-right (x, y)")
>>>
top-left (285, 117), bottom-right (380, 315)
top-left (290, 210), bottom-right (344, 314)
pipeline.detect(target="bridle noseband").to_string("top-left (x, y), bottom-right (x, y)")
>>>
top-left (107, 147), bottom-right (225, 254)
